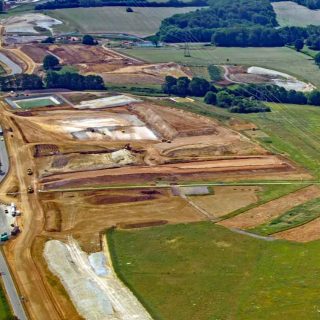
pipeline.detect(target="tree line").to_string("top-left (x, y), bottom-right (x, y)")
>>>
top-left (162, 75), bottom-right (320, 112)
top-left (162, 76), bottom-right (270, 113)
top-left (35, 0), bottom-right (206, 10)
top-left (0, 73), bottom-right (104, 91)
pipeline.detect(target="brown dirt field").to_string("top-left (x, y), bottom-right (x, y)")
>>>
top-left (100, 62), bottom-right (192, 85)
top-left (274, 217), bottom-right (320, 242)
top-left (19, 44), bottom-right (48, 63)
top-left (226, 65), bottom-right (268, 84)
top-left (39, 156), bottom-right (293, 190)
top-left (102, 73), bottom-right (165, 84)
top-left (189, 186), bottom-right (260, 219)
top-left (219, 185), bottom-right (320, 229)
top-left (43, 202), bottom-right (61, 232)
top-left (41, 189), bottom-right (204, 252)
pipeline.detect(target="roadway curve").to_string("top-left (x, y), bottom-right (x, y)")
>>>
top-left (1, 105), bottom-right (62, 320)
top-left (0, 123), bottom-right (27, 320)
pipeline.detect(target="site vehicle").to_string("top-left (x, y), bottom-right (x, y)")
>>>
top-left (27, 186), bottom-right (34, 193)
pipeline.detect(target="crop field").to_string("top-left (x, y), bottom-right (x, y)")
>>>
top-left (108, 222), bottom-right (320, 320)
top-left (272, 1), bottom-right (320, 27)
top-left (117, 46), bottom-right (320, 87)
top-left (46, 6), bottom-right (202, 35)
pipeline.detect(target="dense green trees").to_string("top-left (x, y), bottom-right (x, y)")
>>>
top-left (35, 0), bottom-right (206, 10)
top-left (0, 72), bottom-right (105, 91)
top-left (0, 74), bottom-right (43, 91)
top-left (43, 55), bottom-right (59, 70)
top-left (157, 0), bottom-right (320, 48)
top-left (45, 72), bottom-right (105, 90)
top-left (162, 76), bottom-right (214, 97)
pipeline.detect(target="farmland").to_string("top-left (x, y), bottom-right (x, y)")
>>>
top-left (108, 222), bottom-right (320, 320)
top-left (117, 46), bottom-right (320, 87)
top-left (242, 103), bottom-right (320, 178)
top-left (272, 1), bottom-right (320, 27)
top-left (46, 6), bottom-right (203, 35)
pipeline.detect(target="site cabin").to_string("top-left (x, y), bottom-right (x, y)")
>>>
top-left (0, 232), bottom-right (9, 241)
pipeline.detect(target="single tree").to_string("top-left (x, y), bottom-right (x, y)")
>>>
top-left (294, 39), bottom-right (304, 52)
top-left (82, 34), bottom-right (96, 45)
top-left (126, 7), bottom-right (133, 12)
top-left (41, 36), bottom-right (55, 44)
top-left (43, 54), bottom-right (59, 71)
top-left (308, 90), bottom-right (320, 105)
top-left (315, 52), bottom-right (320, 66)
top-left (204, 91), bottom-right (217, 105)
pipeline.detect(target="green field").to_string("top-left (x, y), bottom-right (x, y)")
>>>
top-left (251, 197), bottom-right (320, 235)
top-left (108, 222), bottom-right (320, 320)
top-left (46, 6), bottom-right (202, 35)
top-left (117, 46), bottom-right (320, 87)
top-left (272, 1), bottom-right (320, 27)
top-left (0, 284), bottom-right (11, 319)
top-left (242, 103), bottom-right (320, 178)
top-left (16, 97), bottom-right (60, 109)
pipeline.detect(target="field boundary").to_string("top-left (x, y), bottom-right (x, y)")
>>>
top-left (217, 184), bottom-right (309, 222)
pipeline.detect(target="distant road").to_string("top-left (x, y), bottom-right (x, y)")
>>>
top-left (0, 126), bottom-right (9, 182)
top-left (0, 250), bottom-right (27, 320)
top-left (0, 125), bottom-right (27, 319)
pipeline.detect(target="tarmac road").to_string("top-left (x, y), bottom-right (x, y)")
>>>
top-left (0, 250), bottom-right (27, 320)
top-left (0, 126), bottom-right (9, 182)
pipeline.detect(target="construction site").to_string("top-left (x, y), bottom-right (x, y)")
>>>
top-left (0, 86), bottom-right (315, 319)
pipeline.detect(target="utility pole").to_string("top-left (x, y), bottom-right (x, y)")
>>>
top-left (184, 42), bottom-right (191, 57)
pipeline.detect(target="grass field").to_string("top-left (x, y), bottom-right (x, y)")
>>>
top-left (242, 103), bottom-right (320, 178)
top-left (16, 97), bottom-right (60, 109)
top-left (118, 46), bottom-right (320, 87)
top-left (0, 284), bottom-right (12, 319)
top-left (272, 1), bottom-right (320, 27)
top-left (108, 222), bottom-right (320, 320)
top-left (46, 6), bottom-right (202, 35)
top-left (250, 197), bottom-right (320, 235)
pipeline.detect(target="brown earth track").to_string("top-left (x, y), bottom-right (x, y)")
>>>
top-left (39, 156), bottom-right (293, 190)
top-left (219, 185), bottom-right (320, 230)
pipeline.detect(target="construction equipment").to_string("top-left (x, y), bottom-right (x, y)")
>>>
top-left (27, 186), bottom-right (34, 194)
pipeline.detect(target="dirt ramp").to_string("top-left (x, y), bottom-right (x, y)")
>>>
top-left (132, 105), bottom-right (177, 139)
